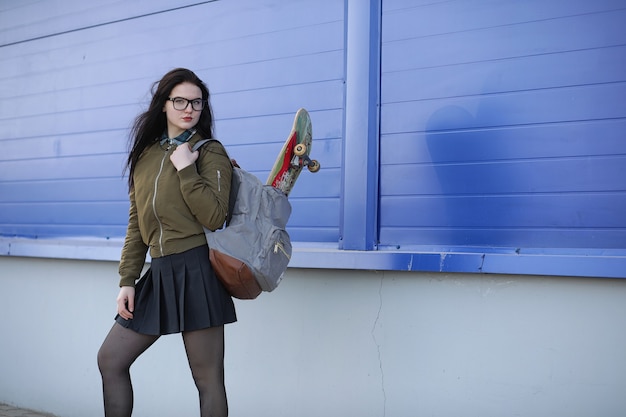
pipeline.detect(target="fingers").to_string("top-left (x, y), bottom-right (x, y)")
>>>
top-left (117, 300), bottom-right (133, 320)
top-left (116, 287), bottom-right (135, 320)
top-left (170, 143), bottom-right (198, 171)
top-left (127, 294), bottom-right (134, 315)
top-left (117, 299), bottom-right (133, 320)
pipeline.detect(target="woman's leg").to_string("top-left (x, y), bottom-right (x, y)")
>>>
top-left (97, 323), bottom-right (160, 417)
top-left (182, 325), bottom-right (228, 417)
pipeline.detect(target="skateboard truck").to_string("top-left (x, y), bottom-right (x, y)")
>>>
top-left (293, 143), bottom-right (320, 173)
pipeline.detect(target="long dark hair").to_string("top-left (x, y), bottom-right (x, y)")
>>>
top-left (125, 68), bottom-right (215, 189)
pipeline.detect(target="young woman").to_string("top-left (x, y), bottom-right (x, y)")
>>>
top-left (97, 68), bottom-right (235, 417)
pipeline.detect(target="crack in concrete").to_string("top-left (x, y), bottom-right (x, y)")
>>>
top-left (371, 272), bottom-right (386, 416)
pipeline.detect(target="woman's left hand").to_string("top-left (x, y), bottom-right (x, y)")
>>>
top-left (170, 143), bottom-right (198, 171)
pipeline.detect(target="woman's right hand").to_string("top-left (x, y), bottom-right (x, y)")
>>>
top-left (116, 286), bottom-right (136, 320)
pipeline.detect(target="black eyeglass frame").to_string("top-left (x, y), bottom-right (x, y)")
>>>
top-left (167, 97), bottom-right (206, 111)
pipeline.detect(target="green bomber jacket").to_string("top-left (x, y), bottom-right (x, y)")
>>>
top-left (118, 134), bottom-right (232, 287)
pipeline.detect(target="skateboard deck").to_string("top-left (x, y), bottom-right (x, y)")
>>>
top-left (266, 108), bottom-right (320, 195)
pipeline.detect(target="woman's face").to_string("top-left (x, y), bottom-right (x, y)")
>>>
top-left (163, 82), bottom-right (203, 138)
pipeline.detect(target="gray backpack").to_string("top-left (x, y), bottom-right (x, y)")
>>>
top-left (193, 139), bottom-right (292, 299)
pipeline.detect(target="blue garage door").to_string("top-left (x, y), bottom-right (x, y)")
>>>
top-left (379, 0), bottom-right (626, 251)
top-left (0, 0), bottom-right (344, 242)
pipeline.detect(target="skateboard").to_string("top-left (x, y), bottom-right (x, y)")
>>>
top-left (266, 108), bottom-right (320, 195)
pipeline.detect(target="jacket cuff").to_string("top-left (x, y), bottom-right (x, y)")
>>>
top-left (119, 276), bottom-right (136, 288)
top-left (177, 163), bottom-right (197, 181)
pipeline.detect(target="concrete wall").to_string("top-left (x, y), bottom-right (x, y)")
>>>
top-left (1, 256), bottom-right (625, 417)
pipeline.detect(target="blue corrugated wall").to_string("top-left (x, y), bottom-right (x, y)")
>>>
top-left (0, 0), bottom-right (344, 242)
top-left (379, 0), bottom-right (626, 250)
top-left (1, 0), bottom-right (625, 273)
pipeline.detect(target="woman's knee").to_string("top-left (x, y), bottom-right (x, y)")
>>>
top-left (97, 324), bottom-right (146, 376)
top-left (98, 339), bottom-right (122, 376)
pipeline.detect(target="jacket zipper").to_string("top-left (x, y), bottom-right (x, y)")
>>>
top-left (152, 148), bottom-right (169, 257)
top-left (217, 169), bottom-right (221, 192)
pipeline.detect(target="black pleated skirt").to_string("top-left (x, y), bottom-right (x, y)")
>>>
top-left (115, 245), bottom-right (237, 335)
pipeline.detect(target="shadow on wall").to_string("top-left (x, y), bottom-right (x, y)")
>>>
top-left (424, 97), bottom-right (518, 249)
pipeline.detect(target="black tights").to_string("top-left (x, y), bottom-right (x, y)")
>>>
top-left (97, 323), bottom-right (227, 417)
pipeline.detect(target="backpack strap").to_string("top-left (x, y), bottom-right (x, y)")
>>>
top-left (191, 138), bottom-right (215, 152)
top-left (193, 139), bottom-right (239, 227)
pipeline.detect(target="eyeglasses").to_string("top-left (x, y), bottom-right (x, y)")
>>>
top-left (167, 97), bottom-right (205, 111)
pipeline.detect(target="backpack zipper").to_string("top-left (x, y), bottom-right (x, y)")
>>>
top-left (217, 169), bottom-right (221, 192)
top-left (274, 241), bottom-right (291, 260)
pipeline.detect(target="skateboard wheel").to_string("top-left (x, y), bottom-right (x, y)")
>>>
top-left (294, 143), bottom-right (307, 156)
top-left (308, 159), bottom-right (320, 173)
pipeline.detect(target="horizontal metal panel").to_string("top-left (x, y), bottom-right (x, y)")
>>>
top-left (0, 201), bottom-right (129, 225)
top-left (382, 4), bottom-right (626, 71)
top-left (382, 45), bottom-right (626, 104)
top-left (213, 80), bottom-right (345, 119)
top-left (383, 0), bottom-right (625, 43)
top-left (380, 193), bottom-right (626, 228)
top-left (0, 225), bottom-right (129, 239)
top-left (0, 0), bottom-right (209, 46)
top-left (379, 227), bottom-right (626, 250)
top-left (380, 156), bottom-right (626, 195)
top-left (0, 178), bottom-right (128, 203)
top-left (287, 198), bottom-right (341, 243)
top-left (217, 109), bottom-right (344, 161)
top-left (381, 82), bottom-right (626, 134)
top-left (0, 131), bottom-right (128, 162)
top-left (0, 154), bottom-right (126, 181)
top-left (381, 119), bottom-right (626, 165)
